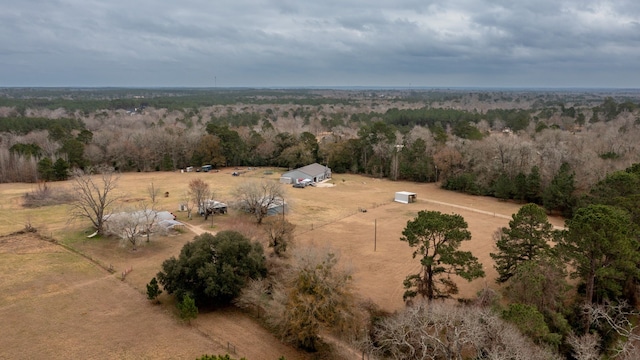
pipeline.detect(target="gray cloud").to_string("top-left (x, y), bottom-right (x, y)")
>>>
top-left (0, 0), bottom-right (639, 87)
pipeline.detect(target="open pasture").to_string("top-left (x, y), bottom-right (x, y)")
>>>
top-left (0, 168), bottom-right (564, 358)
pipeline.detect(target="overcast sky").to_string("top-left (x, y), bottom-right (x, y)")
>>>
top-left (1, 0), bottom-right (639, 88)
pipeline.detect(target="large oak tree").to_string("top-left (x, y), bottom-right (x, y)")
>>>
top-left (157, 231), bottom-right (266, 306)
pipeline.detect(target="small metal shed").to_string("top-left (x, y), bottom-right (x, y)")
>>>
top-left (395, 191), bottom-right (417, 204)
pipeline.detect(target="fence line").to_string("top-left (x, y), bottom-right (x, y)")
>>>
top-left (23, 230), bottom-right (117, 274)
top-left (297, 201), bottom-right (392, 235)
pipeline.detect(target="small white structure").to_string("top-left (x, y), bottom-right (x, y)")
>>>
top-left (395, 191), bottom-right (417, 204)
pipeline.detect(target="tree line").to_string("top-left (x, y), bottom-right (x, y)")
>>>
top-left (2, 90), bottom-right (639, 213)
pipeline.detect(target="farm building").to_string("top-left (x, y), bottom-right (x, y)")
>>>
top-left (239, 197), bottom-right (287, 216)
top-left (394, 191), bottom-right (417, 204)
top-left (103, 210), bottom-right (183, 236)
top-left (266, 198), bottom-right (287, 216)
top-left (198, 200), bottom-right (228, 216)
top-left (280, 163), bottom-right (331, 184)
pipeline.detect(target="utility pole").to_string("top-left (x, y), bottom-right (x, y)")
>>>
top-left (394, 144), bottom-right (404, 181)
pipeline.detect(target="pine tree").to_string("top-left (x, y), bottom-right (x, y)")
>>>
top-left (53, 158), bottom-right (70, 181)
top-left (514, 172), bottom-right (527, 201)
top-left (493, 173), bottom-right (514, 200)
top-left (525, 166), bottom-right (542, 204)
top-left (178, 294), bottom-right (198, 323)
top-left (542, 163), bottom-right (576, 216)
top-left (490, 204), bottom-right (555, 283)
top-left (401, 211), bottom-right (485, 301)
top-left (559, 205), bottom-right (640, 305)
top-left (146, 277), bottom-right (162, 303)
top-left (37, 157), bottom-right (55, 181)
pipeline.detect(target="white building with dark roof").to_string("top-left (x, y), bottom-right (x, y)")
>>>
top-left (279, 163), bottom-right (332, 184)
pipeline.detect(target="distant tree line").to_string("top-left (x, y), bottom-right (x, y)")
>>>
top-left (1, 90), bottom-right (639, 215)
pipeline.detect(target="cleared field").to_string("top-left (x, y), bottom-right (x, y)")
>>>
top-left (0, 169), bottom-right (565, 358)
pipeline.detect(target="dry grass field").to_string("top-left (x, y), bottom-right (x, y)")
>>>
top-left (0, 168), bottom-right (565, 359)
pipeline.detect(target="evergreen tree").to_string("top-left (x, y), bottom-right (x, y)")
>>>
top-left (37, 157), bottom-right (55, 181)
top-left (493, 173), bottom-right (514, 200)
top-left (505, 254), bottom-right (568, 315)
top-left (53, 158), bottom-right (70, 181)
top-left (157, 231), bottom-right (266, 306)
top-left (584, 165), bottom-right (640, 225)
top-left (559, 205), bottom-right (640, 305)
top-left (513, 172), bottom-right (527, 201)
top-left (401, 211), bottom-right (485, 301)
top-left (502, 303), bottom-right (561, 346)
top-left (60, 138), bottom-right (86, 169)
top-left (525, 166), bottom-right (542, 204)
top-left (146, 277), bottom-right (162, 303)
top-left (491, 203), bottom-right (556, 283)
top-left (543, 163), bottom-right (576, 217)
top-left (178, 294), bottom-right (198, 323)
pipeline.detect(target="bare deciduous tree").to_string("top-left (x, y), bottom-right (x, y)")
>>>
top-left (365, 301), bottom-right (562, 360)
top-left (140, 181), bottom-right (161, 243)
top-left (233, 180), bottom-right (285, 224)
top-left (182, 190), bottom-right (195, 220)
top-left (108, 208), bottom-right (143, 250)
top-left (147, 181), bottom-right (160, 204)
top-left (263, 217), bottom-right (295, 257)
top-left (584, 301), bottom-right (640, 359)
top-left (188, 178), bottom-right (211, 216)
top-left (273, 247), bottom-right (361, 351)
top-left (69, 166), bottom-right (121, 235)
top-left (139, 201), bottom-right (158, 243)
top-left (237, 246), bottom-right (363, 352)
top-left (567, 333), bottom-right (601, 360)
top-left (433, 146), bottom-right (463, 181)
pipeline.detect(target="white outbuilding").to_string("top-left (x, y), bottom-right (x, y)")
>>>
top-left (394, 191), bottom-right (417, 204)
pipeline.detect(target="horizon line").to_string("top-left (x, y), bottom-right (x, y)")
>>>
top-left (2, 85), bottom-right (640, 92)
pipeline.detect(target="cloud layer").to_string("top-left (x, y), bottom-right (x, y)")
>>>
top-left (1, 0), bottom-right (639, 87)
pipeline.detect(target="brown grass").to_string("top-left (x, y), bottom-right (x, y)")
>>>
top-left (0, 168), bottom-right (566, 358)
